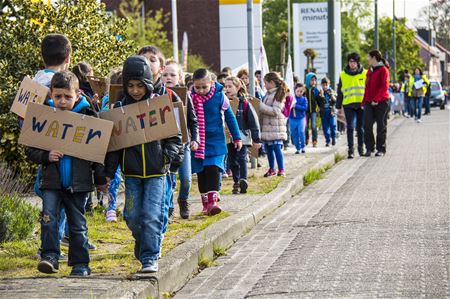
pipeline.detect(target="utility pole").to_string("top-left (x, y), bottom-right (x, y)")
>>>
top-left (374, 0), bottom-right (379, 49)
top-left (247, 0), bottom-right (255, 97)
top-left (171, 0), bottom-right (179, 62)
top-left (327, 0), bottom-right (336, 86)
top-left (393, 0), bottom-right (396, 82)
top-left (287, 0), bottom-right (291, 59)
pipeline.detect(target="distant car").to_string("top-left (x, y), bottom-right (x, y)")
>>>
top-left (428, 80), bottom-right (445, 107)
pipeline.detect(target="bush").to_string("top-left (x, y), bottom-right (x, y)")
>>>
top-left (0, 193), bottom-right (39, 243)
top-left (0, 0), bottom-right (136, 181)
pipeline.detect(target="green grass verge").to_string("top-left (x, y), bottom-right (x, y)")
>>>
top-left (303, 163), bottom-right (333, 186)
top-left (0, 208), bottom-right (230, 278)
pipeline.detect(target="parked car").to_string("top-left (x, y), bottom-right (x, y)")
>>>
top-left (428, 80), bottom-right (445, 107)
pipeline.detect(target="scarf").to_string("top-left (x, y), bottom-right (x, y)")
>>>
top-left (191, 84), bottom-right (217, 159)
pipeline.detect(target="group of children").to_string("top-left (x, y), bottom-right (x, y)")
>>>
top-left (24, 33), bottom-right (339, 277)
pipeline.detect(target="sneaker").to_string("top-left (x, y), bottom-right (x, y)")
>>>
top-left (295, 150), bottom-right (300, 154)
top-left (277, 169), bottom-right (286, 177)
top-left (70, 264), bottom-right (91, 277)
top-left (325, 143), bottom-right (330, 147)
top-left (239, 179), bottom-right (248, 194)
top-left (417, 119), bottom-right (422, 123)
top-left (264, 168), bottom-right (276, 177)
top-left (88, 241), bottom-right (97, 251)
top-left (60, 235), bottom-right (70, 247)
top-left (232, 182), bottom-right (240, 194)
top-left (375, 151), bottom-right (385, 157)
top-left (105, 210), bottom-right (117, 222)
top-left (177, 198), bottom-right (190, 219)
top-left (301, 149), bottom-right (306, 154)
top-left (362, 151), bottom-right (372, 157)
top-left (140, 260), bottom-right (158, 273)
top-left (37, 256), bottom-right (59, 274)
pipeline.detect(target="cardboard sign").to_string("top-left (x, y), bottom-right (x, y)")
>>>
top-left (18, 103), bottom-right (114, 164)
top-left (248, 97), bottom-right (261, 118)
top-left (10, 76), bottom-right (49, 118)
top-left (100, 94), bottom-right (178, 152)
top-left (109, 84), bottom-right (123, 108)
top-left (173, 101), bottom-right (189, 143)
top-left (250, 145), bottom-right (259, 158)
top-left (172, 87), bottom-right (188, 106)
top-left (87, 76), bottom-right (107, 98)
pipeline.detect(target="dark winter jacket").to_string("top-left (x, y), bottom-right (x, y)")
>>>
top-left (104, 56), bottom-right (183, 178)
top-left (234, 95), bottom-right (261, 145)
top-left (319, 87), bottom-right (336, 117)
top-left (27, 98), bottom-right (106, 193)
top-left (305, 72), bottom-right (323, 114)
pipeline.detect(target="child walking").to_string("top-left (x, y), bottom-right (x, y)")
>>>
top-left (289, 83), bottom-right (308, 154)
top-left (260, 72), bottom-right (288, 177)
top-left (190, 69), bottom-right (241, 216)
top-left (320, 77), bottom-right (337, 146)
top-left (224, 76), bottom-right (262, 194)
top-left (304, 72), bottom-right (322, 147)
top-left (105, 56), bottom-right (183, 273)
top-left (27, 71), bottom-right (108, 277)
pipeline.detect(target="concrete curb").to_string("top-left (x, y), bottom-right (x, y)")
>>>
top-left (106, 144), bottom-right (349, 299)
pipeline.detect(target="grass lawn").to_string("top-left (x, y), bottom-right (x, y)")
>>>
top-left (0, 165), bottom-right (284, 278)
top-left (0, 208), bottom-right (229, 278)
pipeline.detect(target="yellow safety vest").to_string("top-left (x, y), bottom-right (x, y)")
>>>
top-left (340, 70), bottom-right (367, 105)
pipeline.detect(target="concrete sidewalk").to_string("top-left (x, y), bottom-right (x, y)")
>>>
top-left (0, 117), bottom-right (405, 298)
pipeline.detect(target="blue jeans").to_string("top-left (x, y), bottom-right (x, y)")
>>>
top-left (265, 141), bottom-right (284, 171)
top-left (107, 166), bottom-right (122, 212)
top-left (178, 145), bottom-right (192, 201)
top-left (162, 173), bottom-right (176, 234)
top-left (124, 176), bottom-right (166, 264)
top-left (305, 112), bottom-right (318, 143)
top-left (289, 117), bottom-right (306, 151)
top-left (413, 97), bottom-right (423, 120)
top-left (321, 110), bottom-right (337, 144)
top-left (227, 143), bottom-right (248, 183)
top-left (344, 106), bottom-right (364, 150)
top-left (35, 167), bottom-right (66, 241)
top-left (41, 190), bottom-right (89, 266)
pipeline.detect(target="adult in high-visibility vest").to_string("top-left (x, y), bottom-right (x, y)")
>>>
top-left (409, 67), bottom-right (430, 122)
top-left (336, 52), bottom-right (367, 159)
top-left (400, 70), bottom-right (414, 118)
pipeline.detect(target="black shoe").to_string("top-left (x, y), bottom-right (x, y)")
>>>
top-left (177, 198), bottom-right (190, 219)
top-left (295, 150), bottom-right (300, 154)
top-left (375, 151), bottom-right (385, 157)
top-left (358, 147), bottom-right (364, 156)
top-left (332, 139), bottom-right (336, 146)
top-left (239, 179), bottom-right (248, 194)
top-left (70, 264), bottom-right (91, 277)
top-left (325, 143), bottom-right (330, 147)
top-left (348, 148), bottom-right (354, 159)
top-left (232, 182), bottom-right (240, 194)
top-left (37, 256), bottom-right (59, 274)
top-left (363, 151), bottom-right (372, 157)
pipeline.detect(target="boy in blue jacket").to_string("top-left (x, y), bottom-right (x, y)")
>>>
top-left (304, 72), bottom-right (323, 147)
top-left (289, 83), bottom-right (308, 154)
top-left (27, 71), bottom-right (108, 277)
top-left (320, 77), bottom-right (337, 146)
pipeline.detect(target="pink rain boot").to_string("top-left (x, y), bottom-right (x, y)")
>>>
top-left (206, 191), bottom-right (222, 216)
top-left (201, 193), bottom-right (208, 215)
